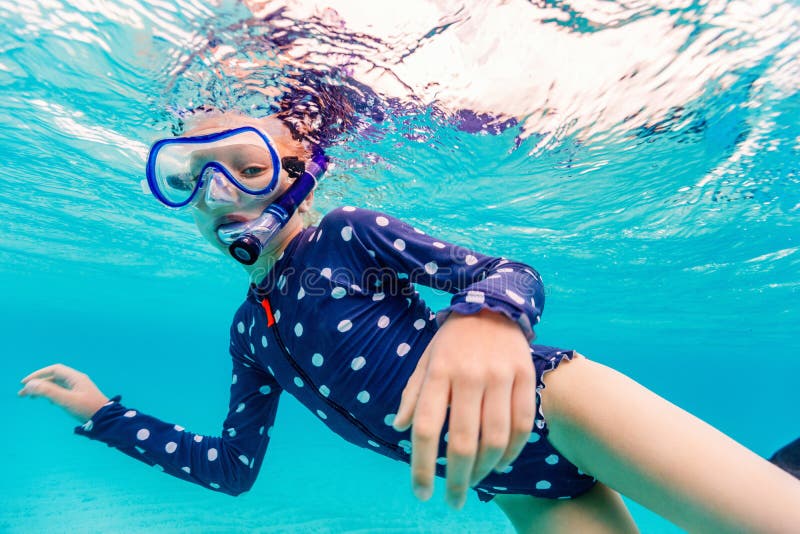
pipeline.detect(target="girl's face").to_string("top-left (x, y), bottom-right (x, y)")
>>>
top-left (181, 114), bottom-right (314, 257)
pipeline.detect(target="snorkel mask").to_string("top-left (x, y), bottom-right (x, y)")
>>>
top-left (145, 126), bottom-right (327, 265)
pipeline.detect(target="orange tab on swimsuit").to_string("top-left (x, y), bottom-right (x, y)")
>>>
top-left (260, 298), bottom-right (275, 327)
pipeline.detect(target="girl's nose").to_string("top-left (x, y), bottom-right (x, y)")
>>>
top-left (203, 168), bottom-right (238, 207)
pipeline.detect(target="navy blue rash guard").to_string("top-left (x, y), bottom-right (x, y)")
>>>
top-left (75, 207), bottom-right (596, 502)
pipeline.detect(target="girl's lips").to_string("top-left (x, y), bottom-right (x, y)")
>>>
top-left (215, 214), bottom-right (252, 227)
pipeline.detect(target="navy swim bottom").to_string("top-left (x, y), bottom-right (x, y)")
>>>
top-left (472, 345), bottom-right (597, 503)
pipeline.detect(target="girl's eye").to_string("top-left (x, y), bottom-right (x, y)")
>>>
top-left (240, 165), bottom-right (268, 177)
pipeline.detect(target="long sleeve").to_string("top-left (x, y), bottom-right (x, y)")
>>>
top-left (318, 206), bottom-right (545, 342)
top-left (73, 320), bottom-right (283, 496)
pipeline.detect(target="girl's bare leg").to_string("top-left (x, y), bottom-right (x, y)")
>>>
top-left (538, 354), bottom-right (800, 533)
top-left (494, 482), bottom-right (639, 533)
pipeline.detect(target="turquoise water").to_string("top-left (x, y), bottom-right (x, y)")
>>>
top-left (2, 1), bottom-right (798, 532)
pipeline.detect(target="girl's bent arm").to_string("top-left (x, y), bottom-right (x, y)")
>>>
top-left (318, 206), bottom-right (545, 341)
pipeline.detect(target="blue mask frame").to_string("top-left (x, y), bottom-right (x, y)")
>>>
top-left (145, 126), bottom-right (282, 208)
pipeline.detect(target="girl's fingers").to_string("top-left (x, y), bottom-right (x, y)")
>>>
top-left (409, 368), bottom-right (451, 502)
top-left (469, 379), bottom-right (511, 486)
top-left (18, 378), bottom-right (73, 407)
top-left (21, 363), bottom-right (80, 385)
top-left (393, 348), bottom-right (431, 431)
top-left (495, 366), bottom-right (536, 471)
top-left (443, 378), bottom-right (483, 509)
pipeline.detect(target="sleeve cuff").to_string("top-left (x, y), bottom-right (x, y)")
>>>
top-left (74, 394), bottom-right (124, 436)
top-left (436, 300), bottom-right (536, 342)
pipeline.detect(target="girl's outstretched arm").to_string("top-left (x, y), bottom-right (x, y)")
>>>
top-left (19, 313), bottom-right (283, 496)
top-left (540, 354), bottom-right (800, 533)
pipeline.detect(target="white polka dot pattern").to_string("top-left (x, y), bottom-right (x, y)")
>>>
top-left (119, 207), bottom-right (554, 498)
top-left (505, 289), bottom-right (525, 305)
top-left (331, 287), bottom-right (346, 299)
top-left (466, 290), bottom-right (485, 304)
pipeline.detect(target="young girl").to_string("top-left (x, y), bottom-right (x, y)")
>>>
top-left (19, 111), bottom-right (800, 533)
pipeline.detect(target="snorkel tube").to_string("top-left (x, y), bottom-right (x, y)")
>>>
top-left (216, 152), bottom-right (328, 265)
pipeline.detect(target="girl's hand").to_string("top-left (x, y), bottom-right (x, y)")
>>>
top-left (18, 364), bottom-right (110, 423)
top-left (393, 309), bottom-right (535, 510)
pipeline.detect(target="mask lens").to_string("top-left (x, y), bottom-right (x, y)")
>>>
top-left (147, 128), bottom-right (281, 207)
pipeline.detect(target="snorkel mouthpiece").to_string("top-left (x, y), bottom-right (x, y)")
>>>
top-left (217, 153), bottom-right (327, 265)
